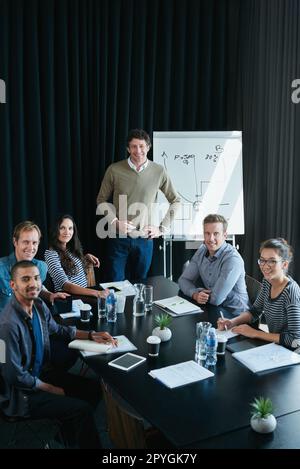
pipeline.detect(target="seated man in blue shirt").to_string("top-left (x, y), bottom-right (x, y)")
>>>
top-left (0, 260), bottom-right (116, 448)
top-left (0, 220), bottom-right (68, 313)
top-left (178, 214), bottom-right (250, 313)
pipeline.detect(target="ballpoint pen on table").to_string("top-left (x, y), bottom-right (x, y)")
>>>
top-left (220, 311), bottom-right (227, 331)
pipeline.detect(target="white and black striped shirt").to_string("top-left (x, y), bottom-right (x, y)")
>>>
top-left (45, 249), bottom-right (87, 292)
top-left (251, 276), bottom-right (300, 349)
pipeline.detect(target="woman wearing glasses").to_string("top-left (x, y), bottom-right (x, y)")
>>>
top-left (218, 238), bottom-right (300, 350)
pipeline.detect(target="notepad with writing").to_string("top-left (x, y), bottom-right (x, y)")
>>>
top-left (232, 342), bottom-right (300, 373)
top-left (153, 296), bottom-right (202, 316)
top-left (68, 335), bottom-right (137, 356)
top-left (149, 360), bottom-right (214, 388)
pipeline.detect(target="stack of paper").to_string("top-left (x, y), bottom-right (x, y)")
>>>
top-left (100, 280), bottom-right (136, 296)
top-left (149, 360), bottom-right (214, 388)
top-left (233, 342), bottom-right (300, 373)
top-left (153, 296), bottom-right (202, 316)
top-left (68, 335), bottom-right (137, 357)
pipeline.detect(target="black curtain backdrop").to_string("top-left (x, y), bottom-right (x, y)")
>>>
top-left (1, 0), bottom-right (300, 282)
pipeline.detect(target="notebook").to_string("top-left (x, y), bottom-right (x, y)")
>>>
top-left (153, 296), bottom-right (202, 316)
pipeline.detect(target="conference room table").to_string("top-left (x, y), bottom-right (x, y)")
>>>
top-left (61, 276), bottom-right (300, 449)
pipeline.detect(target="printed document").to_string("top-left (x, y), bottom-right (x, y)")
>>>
top-left (233, 342), bottom-right (300, 373)
top-left (153, 296), bottom-right (203, 316)
top-left (149, 360), bottom-right (214, 388)
top-left (100, 280), bottom-right (136, 296)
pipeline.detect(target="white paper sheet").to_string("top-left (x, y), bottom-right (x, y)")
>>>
top-left (149, 360), bottom-right (214, 388)
top-left (100, 280), bottom-right (136, 296)
top-left (233, 342), bottom-right (300, 373)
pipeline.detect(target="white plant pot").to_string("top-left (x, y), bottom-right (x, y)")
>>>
top-left (250, 414), bottom-right (277, 433)
top-left (152, 326), bottom-right (172, 342)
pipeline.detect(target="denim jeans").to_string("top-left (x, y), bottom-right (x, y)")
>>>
top-left (107, 237), bottom-right (153, 282)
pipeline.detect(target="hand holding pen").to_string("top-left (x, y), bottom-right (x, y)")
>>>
top-left (217, 312), bottom-right (232, 331)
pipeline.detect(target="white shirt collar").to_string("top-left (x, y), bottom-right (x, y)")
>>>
top-left (127, 157), bottom-right (149, 173)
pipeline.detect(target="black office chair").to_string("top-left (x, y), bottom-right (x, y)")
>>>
top-left (101, 379), bottom-right (172, 449)
top-left (245, 274), bottom-right (262, 305)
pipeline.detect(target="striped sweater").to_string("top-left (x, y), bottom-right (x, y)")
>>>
top-left (45, 249), bottom-right (87, 292)
top-left (251, 276), bottom-right (300, 349)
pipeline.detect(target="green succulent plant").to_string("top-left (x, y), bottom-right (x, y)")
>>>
top-left (250, 396), bottom-right (273, 419)
top-left (154, 313), bottom-right (172, 330)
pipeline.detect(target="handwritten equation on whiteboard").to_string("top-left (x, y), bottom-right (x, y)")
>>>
top-left (153, 132), bottom-right (244, 237)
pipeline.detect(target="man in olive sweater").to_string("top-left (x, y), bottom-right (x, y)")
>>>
top-left (96, 129), bottom-right (180, 281)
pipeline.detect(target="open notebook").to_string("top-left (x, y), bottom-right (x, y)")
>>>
top-left (68, 335), bottom-right (137, 356)
top-left (153, 296), bottom-right (202, 316)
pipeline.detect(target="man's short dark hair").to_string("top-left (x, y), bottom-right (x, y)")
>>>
top-left (203, 214), bottom-right (228, 232)
top-left (11, 260), bottom-right (37, 280)
top-left (126, 129), bottom-right (151, 148)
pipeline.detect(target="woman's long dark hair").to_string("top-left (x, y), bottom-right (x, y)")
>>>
top-left (49, 214), bottom-right (87, 276)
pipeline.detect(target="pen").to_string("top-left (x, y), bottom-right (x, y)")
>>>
top-left (171, 301), bottom-right (184, 306)
top-left (220, 311), bottom-right (227, 331)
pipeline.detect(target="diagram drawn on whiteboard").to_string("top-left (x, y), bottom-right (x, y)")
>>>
top-left (153, 131), bottom-right (244, 237)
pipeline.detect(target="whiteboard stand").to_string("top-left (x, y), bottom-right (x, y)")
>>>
top-left (162, 235), bottom-right (236, 280)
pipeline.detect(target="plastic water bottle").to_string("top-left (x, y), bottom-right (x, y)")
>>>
top-left (195, 321), bottom-right (211, 361)
top-left (206, 327), bottom-right (217, 366)
top-left (106, 290), bottom-right (117, 323)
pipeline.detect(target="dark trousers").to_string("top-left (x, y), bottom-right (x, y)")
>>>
top-left (107, 237), bottom-right (153, 281)
top-left (28, 370), bottom-right (102, 449)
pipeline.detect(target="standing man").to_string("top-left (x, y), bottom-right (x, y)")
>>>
top-left (0, 221), bottom-right (68, 313)
top-left (0, 261), bottom-right (116, 448)
top-left (96, 129), bottom-right (180, 281)
top-left (178, 214), bottom-right (250, 312)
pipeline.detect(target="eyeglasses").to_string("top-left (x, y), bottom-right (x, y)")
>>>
top-left (257, 258), bottom-right (283, 267)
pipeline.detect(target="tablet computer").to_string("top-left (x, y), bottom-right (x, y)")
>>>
top-left (108, 353), bottom-right (146, 371)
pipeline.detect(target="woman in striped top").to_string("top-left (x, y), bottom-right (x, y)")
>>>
top-left (218, 238), bottom-right (300, 350)
top-left (45, 214), bottom-right (108, 298)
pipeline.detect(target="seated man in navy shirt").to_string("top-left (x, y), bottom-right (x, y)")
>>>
top-left (178, 213), bottom-right (250, 313)
top-left (0, 221), bottom-right (73, 369)
top-left (0, 260), bottom-right (116, 448)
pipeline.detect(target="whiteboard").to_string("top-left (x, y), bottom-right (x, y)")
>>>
top-left (153, 131), bottom-right (244, 237)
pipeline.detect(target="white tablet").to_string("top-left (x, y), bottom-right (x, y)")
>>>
top-left (108, 353), bottom-right (146, 371)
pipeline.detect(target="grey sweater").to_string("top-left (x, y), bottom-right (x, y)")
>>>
top-left (0, 296), bottom-right (76, 417)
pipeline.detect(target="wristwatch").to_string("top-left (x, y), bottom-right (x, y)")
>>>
top-left (88, 330), bottom-right (96, 341)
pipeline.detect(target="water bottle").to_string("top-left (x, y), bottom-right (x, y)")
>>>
top-left (206, 327), bottom-right (217, 366)
top-left (106, 290), bottom-right (117, 323)
top-left (195, 321), bottom-right (211, 361)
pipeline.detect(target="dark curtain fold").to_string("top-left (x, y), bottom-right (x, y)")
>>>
top-left (1, 0), bottom-right (300, 282)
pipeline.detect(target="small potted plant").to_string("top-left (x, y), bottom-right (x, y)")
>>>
top-left (250, 396), bottom-right (277, 433)
top-left (152, 313), bottom-right (172, 342)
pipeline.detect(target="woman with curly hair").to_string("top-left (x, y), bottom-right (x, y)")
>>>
top-left (45, 214), bottom-right (107, 298)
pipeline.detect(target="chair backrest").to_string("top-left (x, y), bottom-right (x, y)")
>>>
top-left (101, 380), bottom-right (147, 448)
top-left (245, 274), bottom-right (262, 305)
top-left (101, 380), bottom-right (171, 449)
top-left (86, 264), bottom-right (96, 287)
